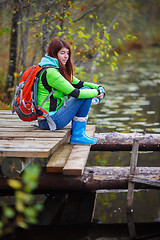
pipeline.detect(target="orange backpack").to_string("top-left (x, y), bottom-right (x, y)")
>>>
top-left (11, 65), bottom-right (56, 131)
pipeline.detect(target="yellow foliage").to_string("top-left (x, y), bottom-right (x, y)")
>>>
top-left (89, 14), bottom-right (94, 19)
top-left (16, 201), bottom-right (25, 212)
top-left (92, 75), bottom-right (98, 82)
top-left (8, 179), bottom-right (22, 190)
top-left (35, 12), bottom-right (42, 18)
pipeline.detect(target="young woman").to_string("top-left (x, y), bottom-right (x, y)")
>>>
top-left (38, 38), bottom-right (106, 145)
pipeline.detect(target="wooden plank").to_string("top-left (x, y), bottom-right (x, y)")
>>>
top-left (14, 138), bottom-right (65, 141)
top-left (0, 123), bottom-right (37, 128)
top-left (0, 110), bottom-right (71, 159)
top-left (132, 176), bottom-right (160, 188)
top-left (0, 127), bottom-right (70, 132)
top-left (0, 127), bottom-right (37, 132)
top-left (0, 120), bottom-right (71, 129)
top-left (63, 145), bottom-right (90, 175)
top-left (0, 114), bottom-right (24, 119)
top-left (127, 139), bottom-right (139, 212)
top-left (0, 129), bottom-right (71, 158)
top-left (63, 125), bottom-right (96, 175)
top-left (0, 139), bottom-right (60, 148)
top-left (46, 125), bottom-right (95, 174)
top-left (0, 110), bottom-right (13, 114)
top-left (46, 143), bottom-right (73, 172)
top-left (0, 131), bottom-right (68, 138)
top-left (0, 147), bottom-right (52, 158)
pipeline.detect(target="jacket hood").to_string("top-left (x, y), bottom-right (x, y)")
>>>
top-left (39, 53), bottom-right (59, 68)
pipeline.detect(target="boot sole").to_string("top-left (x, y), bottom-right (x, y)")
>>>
top-left (70, 141), bottom-right (97, 145)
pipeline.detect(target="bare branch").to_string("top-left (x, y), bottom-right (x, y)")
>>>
top-left (106, 13), bottom-right (120, 33)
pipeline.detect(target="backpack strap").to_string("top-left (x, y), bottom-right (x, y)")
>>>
top-left (38, 89), bottom-right (55, 108)
top-left (43, 112), bottom-right (57, 132)
top-left (32, 65), bottom-right (59, 107)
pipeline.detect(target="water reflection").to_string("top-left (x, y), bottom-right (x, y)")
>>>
top-left (88, 47), bottom-right (160, 224)
top-left (89, 48), bottom-right (160, 134)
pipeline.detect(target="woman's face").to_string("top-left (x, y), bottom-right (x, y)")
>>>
top-left (57, 47), bottom-right (69, 65)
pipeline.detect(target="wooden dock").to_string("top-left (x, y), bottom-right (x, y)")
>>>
top-left (0, 110), bottom-right (160, 237)
top-left (0, 110), bottom-right (96, 177)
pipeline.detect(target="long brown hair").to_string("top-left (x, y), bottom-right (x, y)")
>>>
top-left (47, 38), bottom-right (73, 83)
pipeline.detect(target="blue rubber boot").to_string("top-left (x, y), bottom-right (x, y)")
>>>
top-left (70, 120), bottom-right (98, 145)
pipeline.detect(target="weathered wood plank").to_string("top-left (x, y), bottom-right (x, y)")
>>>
top-left (46, 143), bottom-right (73, 172)
top-left (0, 127), bottom-right (37, 132)
top-left (0, 139), bottom-right (59, 148)
top-left (46, 125), bottom-right (96, 175)
top-left (0, 110), bottom-right (15, 114)
top-left (0, 121), bottom-right (37, 127)
top-left (0, 133), bottom-right (70, 158)
top-left (63, 145), bottom-right (90, 175)
top-left (0, 131), bottom-right (69, 139)
top-left (63, 125), bottom-right (96, 175)
top-left (0, 114), bottom-right (25, 119)
top-left (0, 147), bottom-right (52, 158)
top-left (132, 176), bottom-right (160, 188)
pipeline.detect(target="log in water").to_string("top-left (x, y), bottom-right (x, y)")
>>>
top-left (92, 132), bottom-right (160, 151)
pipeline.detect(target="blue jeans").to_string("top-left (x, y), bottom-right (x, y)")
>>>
top-left (38, 87), bottom-right (92, 130)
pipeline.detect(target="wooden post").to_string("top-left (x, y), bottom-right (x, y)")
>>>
top-left (1, 157), bottom-right (33, 178)
top-left (126, 139), bottom-right (139, 212)
top-left (126, 212), bottom-right (136, 240)
top-left (126, 139), bottom-right (139, 240)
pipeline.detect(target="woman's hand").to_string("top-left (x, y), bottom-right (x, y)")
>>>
top-left (97, 92), bottom-right (105, 99)
top-left (97, 86), bottom-right (106, 99)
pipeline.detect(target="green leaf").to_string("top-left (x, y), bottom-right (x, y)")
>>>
top-left (16, 200), bottom-right (25, 213)
top-left (0, 221), bottom-right (4, 229)
top-left (132, 36), bottom-right (138, 40)
top-left (3, 207), bottom-right (15, 218)
top-left (117, 38), bottom-right (122, 46)
top-left (56, 25), bottom-right (61, 30)
top-left (34, 203), bottom-right (43, 211)
top-left (17, 221), bottom-right (28, 229)
top-left (24, 207), bottom-right (37, 219)
top-left (15, 191), bottom-right (34, 203)
top-left (114, 51), bottom-right (119, 57)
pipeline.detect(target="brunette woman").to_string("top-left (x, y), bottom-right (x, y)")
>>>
top-left (38, 38), bottom-right (105, 145)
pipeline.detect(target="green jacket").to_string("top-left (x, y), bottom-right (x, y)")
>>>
top-left (37, 55), bottom-right (99, 112)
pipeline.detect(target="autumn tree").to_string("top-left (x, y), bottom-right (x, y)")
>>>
top-left (0, 0), bottom-right (142, 103)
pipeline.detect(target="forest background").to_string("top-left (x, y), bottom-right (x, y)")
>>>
top-left (0, 0), bottom-right (160, 108)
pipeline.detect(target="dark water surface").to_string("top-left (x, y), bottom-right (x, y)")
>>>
top-left (88, 47), bottom-right (160, 224)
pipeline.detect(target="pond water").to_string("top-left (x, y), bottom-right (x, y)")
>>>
top-left (88, 47), bottom-right (160, 224)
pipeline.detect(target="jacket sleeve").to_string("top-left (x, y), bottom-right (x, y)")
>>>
top-left (72, 76), bottom-right (99, 89)
top-left (46, 68), bottom-right (99, 99)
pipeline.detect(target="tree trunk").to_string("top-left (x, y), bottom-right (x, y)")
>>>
top-left (5, 0), bottom-right (20, 102)
top-left (91, 132), bottom-right (160, 151)
top-left (20, 4), bottom-right (30, 70)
